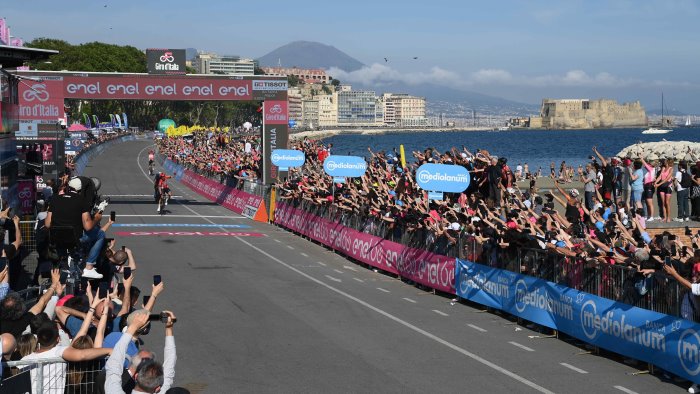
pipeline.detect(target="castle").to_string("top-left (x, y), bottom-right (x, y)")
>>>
top-left (529, 99), bottom-right (647, 129)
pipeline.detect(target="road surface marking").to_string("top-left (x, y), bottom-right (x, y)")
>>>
top-left (467, 324), bottom-right (487, 333)
top-left (560, 363), bottom-right (588, 374)
top-left (403, 297), bottom-right (417, 303)
top-left (274, 239), bottom-right (281, 243)
top-left (432, 310), bottom-right (448, 316)
top-left (613, 386), bottom-right (638, 394)
top-left (317, 262), bottom-right (327, 267)
top-left (508, 341), bottom-right (534, 352)
top-left (232, 235), bottom-right (555, 394)
top-left (301, 253), bottom-right (309, 257)
top-left (324, 275), bottom-right (341, 283)
top-left (377, 287), bottom-right (390, 293)
top-left (334, 269), bottom-right (344, 274)
top-left (287, 245), bottom-right (295, 250)
top-left (353, 278), bottom-right (364, 283)
top-left (343, 265), bottom-right (358, 272)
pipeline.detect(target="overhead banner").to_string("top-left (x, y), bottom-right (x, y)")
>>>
top-left (18, 76), bottom-right (65, 122)
top-left (146, 49), bottom-right (187, 75)
top-left (455, 259), bottom-right (700, 384)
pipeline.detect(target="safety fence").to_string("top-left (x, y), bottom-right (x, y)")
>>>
top-left (2, 357), bottom-right (104, 394)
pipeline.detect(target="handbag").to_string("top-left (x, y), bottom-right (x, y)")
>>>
top-left (691, 185), bottom-right (700, 199)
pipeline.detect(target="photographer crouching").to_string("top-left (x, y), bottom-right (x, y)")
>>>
top-left (45, 176), bottom-right (110, 280)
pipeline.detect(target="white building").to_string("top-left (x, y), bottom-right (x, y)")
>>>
top-left (316, 94), bottom-right (338, 128)
top-left (302, 99), bottom-right (319, 128)
top-left (193, 52), bottom-right (256, 75)
top-left (382, 93), bottom-right (427, 127)
top-left (288, 87), bottom-right (303, 126)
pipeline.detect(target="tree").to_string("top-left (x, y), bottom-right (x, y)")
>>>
top-left (330, 78), bottom-right (341, 87)
top-left (288, 74), bottom-right (301, 87)
top-left (25, 39), bottom-right (147, 73)
top-left (321, 83), bottom-right (332, 95)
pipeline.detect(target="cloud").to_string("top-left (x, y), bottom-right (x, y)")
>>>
top-left (329, 63), bottom-right (697, 90)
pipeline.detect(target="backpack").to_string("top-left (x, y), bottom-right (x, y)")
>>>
top-left (681, 171), bottom-right (693, 188)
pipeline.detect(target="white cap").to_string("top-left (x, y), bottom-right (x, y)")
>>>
top-left (68, 177), bottom-right (82, 191)
top-left (449, 222), bottom-right (461, 231)
top-left (461, 152), bottom-right (468, 158)
top-left (506, 187), bottom-right (515, 194)
top-left (523, 200), bottom-right (532, 208)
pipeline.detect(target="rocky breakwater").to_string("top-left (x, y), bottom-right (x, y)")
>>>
top-left (616, 141), bottom-right (700, 161)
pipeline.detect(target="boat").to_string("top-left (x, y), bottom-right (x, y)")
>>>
top-left (642, 93), bottom-right (672, 134)
top-left (684, 116), bottom-right (692, 127)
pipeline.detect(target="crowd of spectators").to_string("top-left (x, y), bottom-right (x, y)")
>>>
top-left (156, 131), bottom-right (262, 186)
top-left (0, 154), bottom-right (183, 392)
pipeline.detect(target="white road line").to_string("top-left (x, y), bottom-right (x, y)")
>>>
top-left (324, 275), bottom-right (341, 283)
top-left (467, 324), bottom-right (487, 333)
top-left (560, 363), bottom-right (588, 374)
top-left (274, 239), bottom-right (282, 243)
top-left (317, 262), bottom-right (327, 267)
top-left (287, 245), bottom-right (295, 250)
top-left (377, 287), bottom-right (390, 293)
top-left (116, 214), bottom-right (245, 218)
top-left (333, 269), bottom-right (344, 274)
top-left (613, 386), bottom-right (639, 394)
top-left (508, 341), bottom-right (534, 352)
top-left (231, 235), bottom-right (555, 394)
top-left (432, 310), bottom-right (449, 317)
top-left (301, 253), bottom-right (309, 257)
top-left (403, 297), bottom-right (417, 304)
top-left (353, 278), bottom-right (364, 283)
top-left (343, 265), bottom-right (358, 272)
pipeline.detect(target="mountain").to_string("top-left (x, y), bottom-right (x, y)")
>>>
top-left (647, 108), bottom-right (686, 116)
top-left (257, 41), bottom-right (365, 71)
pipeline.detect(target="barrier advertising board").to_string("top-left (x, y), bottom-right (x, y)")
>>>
top-left (323, 155), bottom-right (367, 178)
top-left (455, 258), bottom-right (700, 384)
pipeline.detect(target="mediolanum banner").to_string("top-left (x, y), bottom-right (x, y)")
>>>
top-left (146, 49), bottom-right (186, 75)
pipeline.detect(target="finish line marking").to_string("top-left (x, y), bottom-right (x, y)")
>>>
top-left (115, 231), bottom-right (263, 237)
top-left (112, 223), bottom-right (251, 229)
top-left (116, 215), bottom-right (246, 219)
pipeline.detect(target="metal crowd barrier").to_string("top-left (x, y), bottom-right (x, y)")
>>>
top-left (4, 357), bottom-right (104, 394)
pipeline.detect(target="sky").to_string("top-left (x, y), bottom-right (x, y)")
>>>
top-left (3, 0), bottom-right (700, 112)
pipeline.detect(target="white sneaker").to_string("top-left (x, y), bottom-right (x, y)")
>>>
top-left (686, 218), bottom-right (691, 222)
top-left (157, 207), bottom-right (161, 212)
top-left (688, 383), bottom-right (699, 393)
top-left (647, 217), bottom-right (655, 222)
top-left (675, 218), bottom-right (685, 222)
top-left (82, 268), bottom-right (103, 279)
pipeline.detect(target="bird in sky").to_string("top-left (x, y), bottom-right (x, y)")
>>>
top-left (413, 57), bottom-right (418, 60)
top-left (384, 57), bottom-right (388, 62)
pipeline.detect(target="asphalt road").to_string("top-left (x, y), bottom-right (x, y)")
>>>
top-left (83, 140), bottom-right (687, 393)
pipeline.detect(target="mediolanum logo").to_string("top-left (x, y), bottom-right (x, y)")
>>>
top-left (679, 328), bottom-right (700, 376)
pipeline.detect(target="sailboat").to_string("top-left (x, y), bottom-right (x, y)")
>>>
top-left (684, 116), bottom-right (692, 128)
top-left (642, 93), bottom-right (672, 134)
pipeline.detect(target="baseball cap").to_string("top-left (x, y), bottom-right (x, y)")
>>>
top-left (67, 177), bottom-right (82, 191)
top-left (569, 189), bottom-right (580, 198)
top-left (449, 222), bottom-right (460, 231)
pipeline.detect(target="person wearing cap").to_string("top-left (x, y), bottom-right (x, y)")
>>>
top-left (45, 177), bottom-right (105, 279)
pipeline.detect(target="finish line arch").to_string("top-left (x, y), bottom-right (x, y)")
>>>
top-left (15, 70), bottom-right (288, 184)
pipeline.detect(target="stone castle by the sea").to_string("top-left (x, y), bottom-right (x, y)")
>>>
top-left (528, 98), bottom-right (647, 129)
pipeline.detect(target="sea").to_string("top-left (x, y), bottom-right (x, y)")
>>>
top-left (323, 127), bottom-right (700, 172)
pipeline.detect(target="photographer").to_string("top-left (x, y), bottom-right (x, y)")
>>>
top-left (45, 177), bottom-right (108, 279)
top-left (105, 310), bottom-right (177, 394)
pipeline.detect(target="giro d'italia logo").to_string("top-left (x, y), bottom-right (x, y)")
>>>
top-left (159, 51), bottom-right (175, 63)
top-left (23, 83), bottom-right (49, 102)
top-left (678, 328), bottom-right (700, 376)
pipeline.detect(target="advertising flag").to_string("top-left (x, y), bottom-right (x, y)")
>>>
top-left (122, 113), bottom-right (128, 129)
top-left (92, 115), bottom-right (99, 127)
top-left (115, 114), bottom-right (122, 128)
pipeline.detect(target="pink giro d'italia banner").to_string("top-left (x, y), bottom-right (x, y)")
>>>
top-left (275, 202), bottom-right (455, 294)
top-left (179, 169), bottom-right (262, 215)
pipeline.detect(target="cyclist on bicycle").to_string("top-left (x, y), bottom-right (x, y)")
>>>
top-left (148, 150), bottom-right (155, 175)
top-left (156, 172), bottom-right (172, 213)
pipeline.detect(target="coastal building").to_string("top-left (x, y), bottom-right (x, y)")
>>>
top-left (301, 99), bottom-right (319, 128)
top-left (288, 87), bottom-right (303, 125)
top-left (337, 90), bottom-right (378, 126)
top-left (317, 94), bottom-right (338, 128)
top-left (262, 67), bottom-right (330, 84)
top-left (381, 93), bottom-right (427, 127)
top-left (193, 52), bottom-right (256, 75)
top-left (531, 99), bottom-right (647, 129)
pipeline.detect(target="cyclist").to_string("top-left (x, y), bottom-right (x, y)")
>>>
top-left (156, 172), bottom-right (172, 213)
top-left (148, 150), bottom-right (155, 175)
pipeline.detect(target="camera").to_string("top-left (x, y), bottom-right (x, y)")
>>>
top-left (148, 311), bottom-right (176, 323)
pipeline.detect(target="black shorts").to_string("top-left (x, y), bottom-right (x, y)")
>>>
top-left (162, 187), bottom-right (171, 194)
top-left (149, 159), bottom-right (154, 165)
top-left (643, 184), bottom-right (655, 199)
top-left (658, 184), bottom-right (673, 194)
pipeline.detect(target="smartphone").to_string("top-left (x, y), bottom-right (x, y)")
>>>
top-left (0, 257), bottom-right (8, 271)
top-left (123, 266), bottom-right (132, 280)
top-left (683, 246), bottom-right (689, 257)
top-left (607, 251), bottom-right (614, 257)
top-left (121, 245), bottom-right (126, 252)
top-left (80, 277), bottom-right (88, 292)
top-left (686, 226), bottom-right (692, 236)
top-left (147, 313), bottom-right (162, 322)
top-left (671, 244), bottom-right (677, 256)
top-left (59, 271), bottom-right (68, 285)
top-left (153, 275), bottom-right (161, 286)
top-left (669, 235), bottom-right (677, 241)
top-left (98, 282), bottom-right (109, 298)
top-left (117, 283), bottom-right (125, 294)
top-left (110, 211), bottom-right (116, 222)
top-left (143, 295), bottom-right (151, 306)
top-left (105, 238), bottom-right (114, 244)
top-left (664, 256), bottom-right (671, 266)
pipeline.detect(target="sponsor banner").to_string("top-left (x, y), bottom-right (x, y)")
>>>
top-left (428, 191), bottom-right (443, 200)
top-left (172, 162), bottom-right (263, 215)
top-left (270, 149), bottom-right (305, 170)
top-left (115, 231), bottom-right (262, 237)
top-left (262, 124), bottom-right (288, 184)
top-left (17, 180), bottom-right (35, 215)
top-left (18, 76), bottom-right (65, 121)
top-left (146, 49), bottom-right (186, 75)
top-left (17, 120), bottom-right (39, 138)
top-left (455, 259), bottom-right (700, 384)
top-left (122, 113), bottom-right (128, 129)
top-left (275, 202), bottom-right (455, 293)
top-left (323, 155), bottom-right (367, 178)
top-left (416, 163), bottom-right (470, 193)
top-left (264, 100), bottom-right (288, 125)
top-left (62, 75), bottom-right (252, 101)
top-left (253, 80), bottom-right (288, 91)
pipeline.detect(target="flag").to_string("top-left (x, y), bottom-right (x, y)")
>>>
top-left (109, 114), bottom-right (115, 126)
top-left (122, 113), bottom-right (128, 129)
top-left (93, 115), bottom-right (99, 126)
top-left (115, 114), bottom-right (122, 128)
